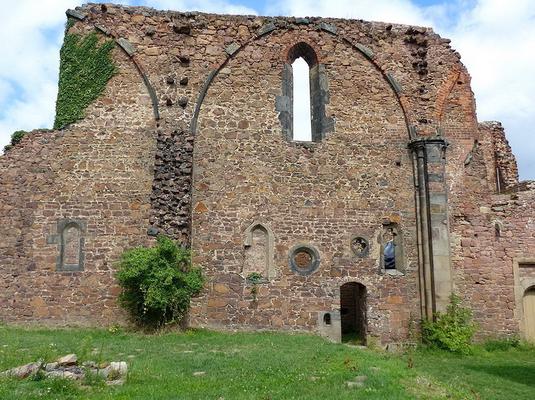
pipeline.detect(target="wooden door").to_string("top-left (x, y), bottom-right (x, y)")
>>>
top-left (523, 288), bottom-right (535, 341)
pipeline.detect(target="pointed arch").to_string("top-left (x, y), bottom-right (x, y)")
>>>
top-left (244, 221), bottom-right (275, 279)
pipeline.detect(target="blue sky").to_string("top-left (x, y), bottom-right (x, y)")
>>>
top-left (0, 0), bottom-right (533, 179)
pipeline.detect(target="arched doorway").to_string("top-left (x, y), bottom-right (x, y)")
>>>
top-left (523, 287), bottom-right (535, 342)
top-left (340, 282), bottom-right (367, 344)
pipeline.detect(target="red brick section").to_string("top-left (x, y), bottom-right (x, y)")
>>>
top-left (0, 3), bottom-right (532, 342)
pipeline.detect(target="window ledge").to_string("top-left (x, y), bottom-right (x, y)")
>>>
top-left (384, 269), bottom-right (405, 277)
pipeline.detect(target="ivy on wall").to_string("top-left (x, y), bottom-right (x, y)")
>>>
top-left (53, 31), bottom-right (117, 129)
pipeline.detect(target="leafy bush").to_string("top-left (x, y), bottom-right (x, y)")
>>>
top-left (422, 294), bottom-right (477, 354)
top-left (116, 236), bottom-right (204, 329)
top-left (483, 337), bottom-right (521, 352)
top-left (246, 272), bottom-right (264, 302)
top-left (3, 130), bottom-right (27, 152)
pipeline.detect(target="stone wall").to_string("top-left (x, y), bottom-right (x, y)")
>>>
top-left (0, 31), bottom-right (157, 324)
top-left (0, 3), bottom-right (533, 342)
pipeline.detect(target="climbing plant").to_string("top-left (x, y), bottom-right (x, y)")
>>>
top-left (53, 31), bottom-right (116, 129)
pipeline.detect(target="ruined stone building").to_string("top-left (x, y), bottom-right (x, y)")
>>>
top-left (1, 3), bottom-right (534, 344)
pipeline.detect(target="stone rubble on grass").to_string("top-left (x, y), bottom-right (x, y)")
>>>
top-left (345, 375), bottom-right (368, 388)
top-left (0, 354), bottom-right (127, 385)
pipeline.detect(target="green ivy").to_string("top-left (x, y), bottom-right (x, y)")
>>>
top-left (65, 17), bottom-right (75, 33)
top-left (116, 236), bottom-right (204, 329)
top-left (53, 32), bottom-right (117, 129)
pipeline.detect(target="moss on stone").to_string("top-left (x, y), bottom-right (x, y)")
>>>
top-left (53, 32), bottom-right (116, 129)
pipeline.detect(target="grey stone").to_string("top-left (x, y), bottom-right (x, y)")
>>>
top-left (57, 353), bottom-right (77, 366)
top-left (256, 23), bottom-right (276, 37)
top-left (225, 42), bottom-right (241, 56)
top-left (319, 22), bottom-right (337, 34)
top-left (44, 362), bottom-right (58, 371)
top-left (66, 9), bottom-right (85, 20)
top-left (95, 24), bottom-right (111, 36)
top-left (109, 361), bottom-right (128, 376)
top-left (116, 38), bottom-right (136, 57)
top-left (355, 43), bottom-right (374, 59)
top-left (1, 362), bottom-right (40, 379)
top-left (386, 73), bottom-right (402, 94)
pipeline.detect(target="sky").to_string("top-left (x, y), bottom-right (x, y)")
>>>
top-left (0, 0), bottom-right (533, 180)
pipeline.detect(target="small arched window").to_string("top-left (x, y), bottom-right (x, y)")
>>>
top-left (277, 42), bottom-right (333, 142)
top-left (381, 223), bottom-right (404, 273)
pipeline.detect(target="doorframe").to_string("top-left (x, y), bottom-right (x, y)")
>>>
top-left (512, 258), bottom-right (535, 339)
top-left (339, 282), bottom-right (367, 343)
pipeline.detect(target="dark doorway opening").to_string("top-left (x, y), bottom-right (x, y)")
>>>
top-left (340, 282), bottom-right (367, 344)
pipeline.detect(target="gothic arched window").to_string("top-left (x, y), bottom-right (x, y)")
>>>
top-left (277, 42), bottom-right (333, 142)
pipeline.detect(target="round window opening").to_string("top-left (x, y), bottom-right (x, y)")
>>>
top-left (351, 236), bottom-right (369, 258)
top-left (289, 244), bottom-right (320, 275)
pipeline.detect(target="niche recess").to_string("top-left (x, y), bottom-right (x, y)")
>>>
top-left (54, 219), bottom-right (86, 272)
top-left (244, 222), bottom-right (275, 280)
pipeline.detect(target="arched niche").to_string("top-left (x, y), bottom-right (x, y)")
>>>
top-left (56, 219), bottom-right (86, 272)
top-left (243, 222), bottom-right (275, 280)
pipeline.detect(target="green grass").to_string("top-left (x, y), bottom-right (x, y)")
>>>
top-left (0, 325), bottom-right (534, 400)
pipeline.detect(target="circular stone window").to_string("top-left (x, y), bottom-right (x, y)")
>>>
top-left (351, 236), bottom-right (369, 258)
top-left (289, 244), bottom-right (320, 275)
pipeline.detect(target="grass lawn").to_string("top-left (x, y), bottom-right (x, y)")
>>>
top-left (0, 325), bottom-right (534, 399)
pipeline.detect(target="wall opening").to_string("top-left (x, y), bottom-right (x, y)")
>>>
top-left (381, 223), bottom-right (404, 273)
top-left (523, 286), bottom-right (535, 342)
top-left (340, 282), bottom-right (367, 344)
top-left (277, 42), bottom-right (333, 142)
top-left (292, 57), bottom-right (312, 141)
top-left (323, 312), bottom-right (332, 325)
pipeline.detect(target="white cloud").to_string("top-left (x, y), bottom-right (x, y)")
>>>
top-left (0, 0), bottom-right (532, 180)
top-left (0, 0), bottom-right (78, 148)
top-left (266, 0), bottom-right (432, 25)
top-left (442, 0), bottom-right (535, 179)
top-left (268, 0), bottom-right (535, 180)
top-left (144, 0), bottom-right (256, 14)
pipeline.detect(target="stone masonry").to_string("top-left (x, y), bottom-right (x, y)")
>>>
top-left (0, 3), bottom-right (533, 343)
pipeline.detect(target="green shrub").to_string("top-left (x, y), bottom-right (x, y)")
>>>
top-left (422, 294), bottom-right (477, 354)
top-left (483, 337), bottom-right (521, 352)
top-left (3, 130), bottom-right (27, 152)
top-left (116, 236), bottom-right (204, 329)
top-left (10, 130), bottom-right (27, 145)
top-left (246, 272), bottom-right (264, 302)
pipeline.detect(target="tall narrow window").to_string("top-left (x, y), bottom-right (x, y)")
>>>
top-left (277, 42), bottom-right (333, 142)
top-left (381, 223), bottom-right (404, 273)
top-left (292, 57), bottom-right (312, 141)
